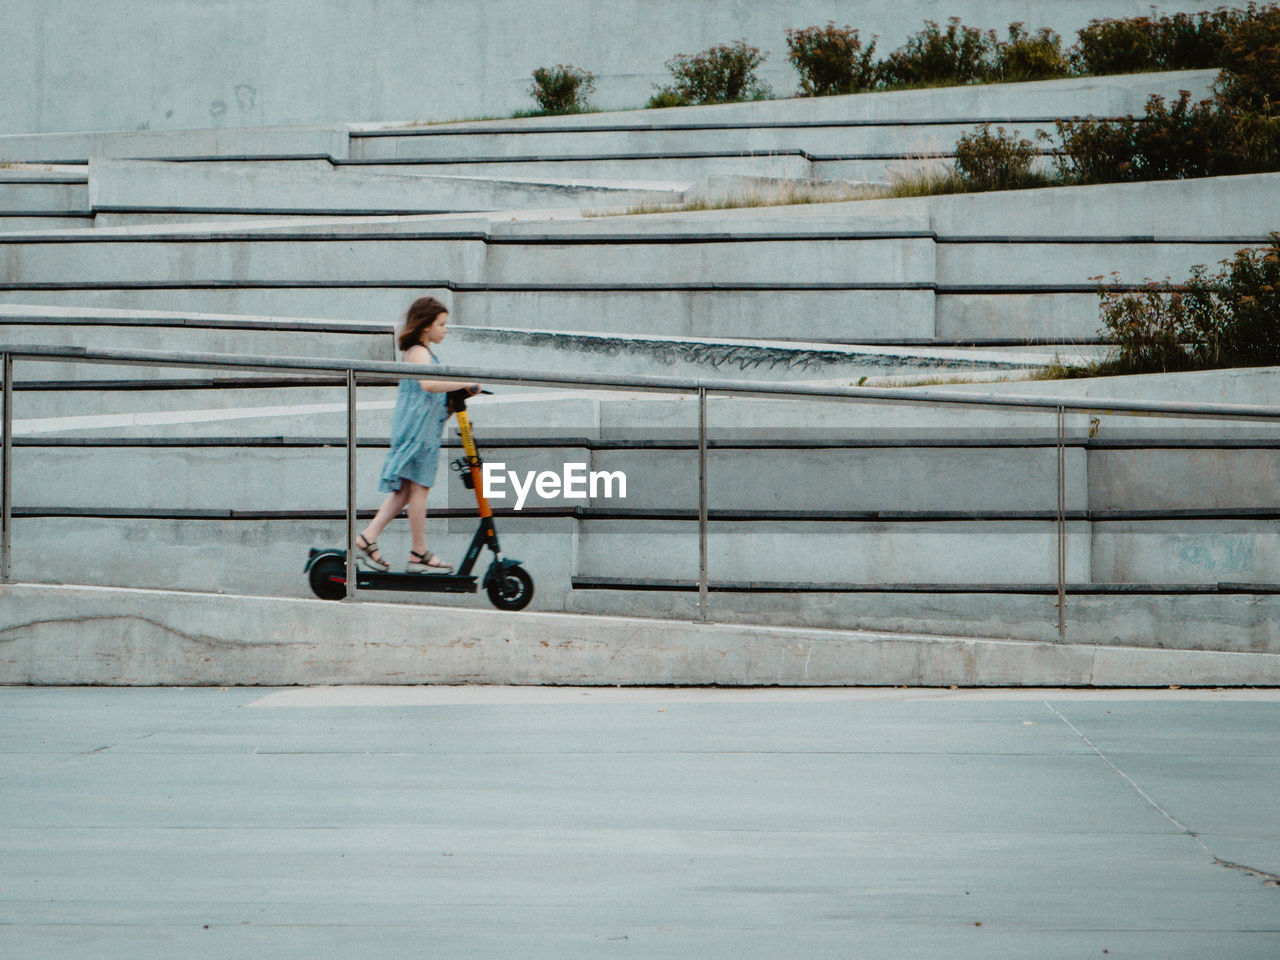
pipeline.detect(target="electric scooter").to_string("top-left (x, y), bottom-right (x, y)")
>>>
top-left (304, 387), bottom-right (534, 611)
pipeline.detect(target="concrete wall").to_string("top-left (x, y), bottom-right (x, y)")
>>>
top-left (2, 173), bottom-right (1273, 344)
top-left (7, 582), bottom-right (1280, 686)
top-left (1, 1), bottom-right (1216, 135)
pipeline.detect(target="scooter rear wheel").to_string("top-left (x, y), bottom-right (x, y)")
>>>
top-left (486, 565), bottom-right (534, 611)
top-left (308, 555), bottom-right (348, 601)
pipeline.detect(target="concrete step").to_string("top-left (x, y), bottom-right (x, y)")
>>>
top-left (562, 587), bottom-right (1280, 657)
top-left (5, 579), bottom-right (1278, 686)
top-left (0, 304), bottom-right (393, 382)
top-left (5, 513), bottom-right (1276, 605)
top-left (352, 120), bottom-right (1057, 162)
top-left (352, 71), bottom-right (1215, 159)
top-left (0, 216), bottom-right (93, 232)
top-left (0, 126), bottom-right (349, 164)
top-left (344, 155), bottom-right (818, 182)
top-left (0, 173), bottom-right (1272, 344)
top-left (87, 160), bottom-right (689, 216)
top-left (0, 177), bottom-right (88, 214)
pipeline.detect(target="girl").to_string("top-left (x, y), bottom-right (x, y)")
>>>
top-left (356, 296), bottom-right (480, 574)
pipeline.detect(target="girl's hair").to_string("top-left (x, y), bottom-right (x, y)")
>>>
top-left (397, 296), bottom-right (449, 352)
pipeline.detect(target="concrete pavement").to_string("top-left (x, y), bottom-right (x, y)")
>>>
top-left (1, 685), bottom-right (1277, 958)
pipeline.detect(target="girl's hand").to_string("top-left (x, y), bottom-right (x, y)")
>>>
top-left (466, 383), bottom-right (482, 395)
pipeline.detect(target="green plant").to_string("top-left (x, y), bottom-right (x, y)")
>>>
top-left (1215, 3), bottom-right (1280, 113)
top-left (1132, 90), bottom-right (1234, 179)
top-left (1050, 91), bottom-right (1239, 184)
top-left (1071, 16), bottom-right (1160, 74)
top-left (786, 22), bottom-right (877, 96)
top-left (1198, 235), bottom-right (1280, 365)
top-left (953, 124), bottom-right (1038, 189)
top-left (877, 18), bottom-right (997, 87)
top-left (1095, 274), bottom-right (1201, 373)
top-left (1047, 115), bottom-right (1141, 183)
top-left (1091, 234), bottom-right (1280, 374)
top-left (645, 88), bottom-right (687, 109)
top-left (994, 23), bottom-right (1069, 81)
top-left (1156, 8), bottom-right (1250, 68)
top-left (651, 40), bottom-right (770, 106)
top-left (528, 64), bottom-right (595, 115)
top-left (1071, 7), bottom-right (1252, 74)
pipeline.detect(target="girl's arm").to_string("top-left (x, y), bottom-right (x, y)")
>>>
top-left (404, 344), bottom-right (480, 394)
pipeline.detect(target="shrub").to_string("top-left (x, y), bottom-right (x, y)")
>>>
top-left (1205, 235), bottom-right (1280, 366)
top-left (1051, 92), bottom-right (1238, 184)
top-left (652, 41), bottom-right (770, 106)
top-left (528, 64), bottom-right (595, 115)
top-left (1226, 111), bottom-right (1280, 172)
top-left (994, 23), bottom-right (1069, 81)
top-left (645, 89), bottom-right (687, 109)
top-left (1094, 235), bottom-right (1280, 374)
top-left (1096, 275), bottom-right (1202, 373)
top-left (1132, 90), bottom-right (1234, 179)
top-left (1071, 7), bottom-right (1252, 74)
top-left (1048, 115), bottom-right (1143, 183)
top-left (953, 124), bottom-right (1037, 189)
top-left (1215, 3), bottom-right (1280, 113)
top-left (1155, 8), bottom-right (1249, 69)
top-left (877, 18), bottom-right (997, 87)
top-left (786, 22), bottom-right (877, 96)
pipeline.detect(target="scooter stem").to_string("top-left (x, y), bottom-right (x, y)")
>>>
top-left (454, 406), bottom-right (493, 520)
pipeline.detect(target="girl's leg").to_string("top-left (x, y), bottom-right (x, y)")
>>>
top-left (405, 481), bottom-right (431, 556)
top-left (361, 486), bottom-right (411, 549)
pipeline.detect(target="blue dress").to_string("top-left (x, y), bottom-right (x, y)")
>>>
top-left (378, 353), bottom-right (449, 492)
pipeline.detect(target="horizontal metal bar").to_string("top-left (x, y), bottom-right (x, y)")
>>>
top-left (0, 229), bottom-right (938, 245)
top-left (570, 577), bottom-right (1280, 595)
top-left (13, 375), bottom-right (374, 392)
top-left (4, 343), bottom-right (1279, 420)
top-left (14, 435), bottom-right (1280, 452)
top-left (12, 506), bottom-right (1279, 523)
top-left (0, 177), bottom-right (90, 185)
top-left (90, 206), bottom-right (461, 217)
top-left (0, 210), bottom-right (94, 218)
top-left (0, 315), bottom-right (388, 334)
top-left (0, 280), bottom-right (1225, 297)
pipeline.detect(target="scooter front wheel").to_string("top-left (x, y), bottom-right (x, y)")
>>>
top-left (308, 555), bottom-right (348, 601)
top-left (486, 565), bottom-right (534, 611)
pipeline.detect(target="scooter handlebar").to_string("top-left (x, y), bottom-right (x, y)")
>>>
top-left (446, 386), bottom-right (490, 413)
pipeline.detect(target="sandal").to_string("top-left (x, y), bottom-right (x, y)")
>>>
top-left (407, 548), bottom-right (453, 574)
top-left (355, 534), bottom-right (390, 572)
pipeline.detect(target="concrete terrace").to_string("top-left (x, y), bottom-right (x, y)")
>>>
top-left (0, 66), bottom-right (1278, 686)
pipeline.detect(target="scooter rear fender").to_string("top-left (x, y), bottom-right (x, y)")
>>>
top-left (305, 547), bottom-right (345, 573)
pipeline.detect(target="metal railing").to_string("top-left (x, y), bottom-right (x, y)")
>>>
top-left (5, 343), bottom-right (1280, 637)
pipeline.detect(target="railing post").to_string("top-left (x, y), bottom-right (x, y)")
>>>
top-left (698, 386), bottom-right (708, 623)
top-left (345, 368), bottom-right (358, 601)
top-left (2, 353), bottom-right (11, 583)
top-left (1056, 405), bottom-right (1066, 641)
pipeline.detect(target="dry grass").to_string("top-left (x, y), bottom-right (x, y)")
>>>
top-left (589, 178), bottom-right (882, 217)
top-left (589, 155), bottom-right (980, 217)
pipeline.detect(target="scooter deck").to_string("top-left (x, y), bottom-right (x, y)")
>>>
top-left (356, 570), bottom-right (479, 594)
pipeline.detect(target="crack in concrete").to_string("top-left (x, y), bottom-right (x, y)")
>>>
top-left (1214, 857), bottom-right (1280, 886)
top-left (1045, 701), bottom-right (1279, 893)
top-left (0, 613), bottom-right (274, 651)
